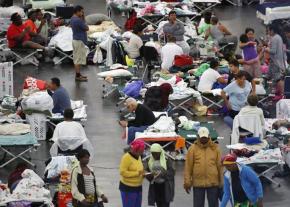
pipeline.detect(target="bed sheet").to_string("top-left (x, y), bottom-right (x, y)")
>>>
top-left (237, 148), bottom-right (284, 165)
top-left (256, 2), bottom-right (290, 15)
top-left (48, 26), bottom-right (73, 52)
top-left (0, 133), bottom-right (37, 146)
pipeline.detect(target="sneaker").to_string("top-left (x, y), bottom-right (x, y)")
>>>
top-left (75, 76), bottom-right (88, 82)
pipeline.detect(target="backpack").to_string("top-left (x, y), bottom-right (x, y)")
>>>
top-left (112, 40), bottom-right (127, 65)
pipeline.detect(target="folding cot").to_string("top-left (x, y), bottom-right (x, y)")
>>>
top-left (135, 133), bottom-right (185, 160)
top-left (0, 38), bottom-right (41, 67)
top-left (256, 1), bottom-right (290, 24)
top-left (191, 0), bottom-right (221, 14)
top-left (178, 121), bottom-right (220, 146)
top-left (169, 87), bottom-right (202, 116)
top-left (0, 133), bottom-right (39, 168)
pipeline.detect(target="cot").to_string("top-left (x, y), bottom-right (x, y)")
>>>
top-left (178, 122), bottom-right (220, 146)
top-left (0, 133), bottom-right (39, 168)
top-left (135, 133), bottom-right (185, 160)
top-left (256, 1), bottom-right (290, 24)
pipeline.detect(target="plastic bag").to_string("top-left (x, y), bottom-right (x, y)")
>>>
top-left (21, 91), bottom-right (53, 112)
top-left (93, 45), bottom-right (103, 64)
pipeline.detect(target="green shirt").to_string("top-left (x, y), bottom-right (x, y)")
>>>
top-left (198, 23), bottom-right (211, 35)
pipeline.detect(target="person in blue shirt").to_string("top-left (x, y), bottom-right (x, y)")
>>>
top-left (47, 77), bottom-right (71, 114)
top-left (221, 153), bottom-right (263, 207)
top-left (71, 5), bottom-right (89, 82)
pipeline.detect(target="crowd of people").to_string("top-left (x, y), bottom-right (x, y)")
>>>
top-left (3, 1), bottom-right (290, 207)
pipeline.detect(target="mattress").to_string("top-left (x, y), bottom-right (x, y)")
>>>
top-left (256, 2), bottom-right (290, 15)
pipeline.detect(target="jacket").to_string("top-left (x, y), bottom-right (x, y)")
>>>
top-left (71, 164), bottom-right (103, 205)
top-left (146, 159), bottom-right (175, 205)
top-left (119, 152), bottom-right (144, 187)
top-left (184, 139), bottom-right (223, 188)
top-left (220, 164), bottom-right (263, 207)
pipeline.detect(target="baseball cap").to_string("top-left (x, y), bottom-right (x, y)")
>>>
top-left (198, 127), bottom-right (210, 138)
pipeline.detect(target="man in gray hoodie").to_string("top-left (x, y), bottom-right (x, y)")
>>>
top-left (163, 10), bottom-right (190, 54)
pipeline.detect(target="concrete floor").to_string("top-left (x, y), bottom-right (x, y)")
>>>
top-left (1, 1), bottom-right (290, 207)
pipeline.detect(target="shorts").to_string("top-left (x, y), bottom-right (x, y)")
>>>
top-left (72, 40), bottom-right (87, 65)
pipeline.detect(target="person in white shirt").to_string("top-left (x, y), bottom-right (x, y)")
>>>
top-left (50, 108), bottom-right (93, 156)
top-left (238, 94), bottom-right (265, 127)
top-left (161, 35), bottom-right (183, 70)
top-left (197, 58), bottom-right (227, 92)
top-left (126, 24), bottom-right (144, 59)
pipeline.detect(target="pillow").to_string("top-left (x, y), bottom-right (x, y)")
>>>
top-left (97, 69), bottom-right (133, 77)
top-left (85, 13), bottom-right (111, 25)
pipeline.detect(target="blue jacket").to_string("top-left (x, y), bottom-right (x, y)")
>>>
top-left (220, 164), bottom-right (263, 207)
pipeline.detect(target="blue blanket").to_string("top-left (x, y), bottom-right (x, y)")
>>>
top-left (0, 133), bottom-right (38, 146)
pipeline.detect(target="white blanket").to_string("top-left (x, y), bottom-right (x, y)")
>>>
top-left (49, 26), bottom-right (73, 52)
top-left (0, 169), bottom-right (53, 206)
top-left (0, 6), bottom-right (25, 18)
top-left (45, 156), bottom-right (77, 178)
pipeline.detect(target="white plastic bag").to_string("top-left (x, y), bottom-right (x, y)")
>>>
top-left (21, 91), bottom-right (53, 112)
top-left (93, 45), bottom-right (103, 64)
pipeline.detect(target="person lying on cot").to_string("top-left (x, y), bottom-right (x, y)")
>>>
top-left (119, 98), bottom-right (156, 144)
top-left (7, 13), bottom-right (51, 52)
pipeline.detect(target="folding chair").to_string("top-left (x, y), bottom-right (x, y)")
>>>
top-left (140, 46), bottom-right (160, 82)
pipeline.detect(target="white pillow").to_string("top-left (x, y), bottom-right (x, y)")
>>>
top-left (97, 69), bottom-right (133, 77)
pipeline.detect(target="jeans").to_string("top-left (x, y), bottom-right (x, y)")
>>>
top-left (224, 116), bottom-right (233, 128)
top-left (127, 126), bottom-right (148, 144)
top-left (193, 187), bottom-right (219, 207)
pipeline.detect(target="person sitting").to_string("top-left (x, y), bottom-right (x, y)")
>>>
top-left (119, 98), bottom-right (156, 144)
top-left (24, 10), bottom-right (46, 46)
top-left (238, 94), bottom-right (265, 127)
top-left (47, 77), bottom-right (71, 114)
top-left (7, 13), bottom-right (47, 50)
top-left (163, 10), bottom-right (190, 54)
top-left (35, 9), bottom-right (51, 40)
top-left (161, 36), bottom-right (183, 71)
top-left (126, 24), bottom-right (144, 59)
top-left (71, 149), bottom-right (108, 207)
top-left (221, 71), bottom-right (252, 128)
top-left (196, 11), bottom-right (212, 37)
top-left (228, 59), bottom-right (256, 93)
top-left (144, 83), bottom-right (173, 112)
top-left (204, 16), bottom-right (231, 42)
top-left (50, 108), bottom-right (93, 156)
top-left (145, 143), bottom-right (175, 207)
top-left (197, 58), bottom-right (227, 92)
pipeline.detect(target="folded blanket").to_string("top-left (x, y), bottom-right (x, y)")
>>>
top-left (0, 123), bottom-right (31, 135)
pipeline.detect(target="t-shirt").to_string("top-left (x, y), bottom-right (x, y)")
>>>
top-left (228, 70), bottom-right (253, 85)
top-left (24, 19), bottom-right (37, 33)
top-left (163, 22), bottom-right (185, 41)
top-left (7, 23), bottom-right (31, 48)
top-left (35, 20), bottom-right (49, 38)
top-left (128, 104), bottom-right (156, 127)
top-left (197, 68), bottom-right (222, 92)
top-left (223, 80), bottom-right (252, 111)
top-left (231, 170), bottom-right (248, 203)
top-left (126, 33), bottom-right (143, 59)
top-left (198, 22), bottom-right (211, 35)
top-left (50, 86), bottom-right (71, 114)
top-left (161, 43), bottom-right (183, 70)
top-left (70, 16), bottom-right (88, 45)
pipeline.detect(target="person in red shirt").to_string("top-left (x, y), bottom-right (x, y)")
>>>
top-left (24, 10), bottom-right (46, 45)
top-left (7, 13), bottom-right (46, 49)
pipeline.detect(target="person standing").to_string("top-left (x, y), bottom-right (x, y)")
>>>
top-left (184, 127), bottom-right (223, 207)
top-left (119, 140), bottom-right (145, 207)
top-left (145, 143), bottom-right (175, 207)
top-left (163, 10), bottom-right (190, 54)
top-left (71, 5), bottom-right (89, 82)
top-left (71, 149), bottom-right (109, 207)
top-left (265, 24), bottom-right (286, 101)
top-left (221, 153), bottom-right (263, 207)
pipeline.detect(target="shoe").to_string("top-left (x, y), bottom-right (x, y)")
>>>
top-left (75, 76), bottom-right (88, 82)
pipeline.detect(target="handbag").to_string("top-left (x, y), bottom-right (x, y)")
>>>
top-left (173, 55), bottom-right (193, 67)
